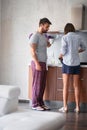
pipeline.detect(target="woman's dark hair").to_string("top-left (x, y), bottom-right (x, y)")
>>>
top-left (64, 23), bottom-right (75, 34)
top-left (39, 18), bottom-right (52, 26)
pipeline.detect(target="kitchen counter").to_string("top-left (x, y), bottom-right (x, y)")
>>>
top-left (28, 63), bottom-right (87, 68)
top-left (47, 64), bottom-right (87, 68)
top-left (28, 65), bottom-right (87, 102)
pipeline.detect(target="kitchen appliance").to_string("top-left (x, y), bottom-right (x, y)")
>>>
top-left (77, 31), bottom-right (87, 65)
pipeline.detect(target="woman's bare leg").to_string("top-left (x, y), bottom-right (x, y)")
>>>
top-left (62, 74), bottom-right (70, 110)
top-left (73, 74), bottom-right (80, 111)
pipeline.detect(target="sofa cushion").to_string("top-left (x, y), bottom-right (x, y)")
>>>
top-left (0, 85), bottom-right (20, 116)
top-left (0, 98), bottom-right (18, 116)
top-left (0, 85), bottom-right (20, 98)
top-left (0, 110), bottom-right (65, 130)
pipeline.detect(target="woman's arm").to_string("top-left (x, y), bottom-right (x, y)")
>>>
top-left (60, 36), bottom-right (67, 55)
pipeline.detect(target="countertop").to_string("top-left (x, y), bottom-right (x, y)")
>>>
top-left (28, 63), bottom-right (87, 68)
top-left (47, 64), bottom-right (87, 68)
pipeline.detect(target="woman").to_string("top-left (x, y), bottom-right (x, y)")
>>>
top-left (59, 23), bottom-right (86, 113)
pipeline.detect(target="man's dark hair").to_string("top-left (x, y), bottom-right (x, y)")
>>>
top-left (64, 23), bottom-right (75, 34)
top-left (39, 18), bottom-right (52, 26)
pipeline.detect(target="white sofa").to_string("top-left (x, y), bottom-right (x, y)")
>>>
top-left (0, 109), bottom-right (65, 130)
top-left (0, 85), bottom-right (20, 116)
top-left (0, 85), bottom-right (65, 130)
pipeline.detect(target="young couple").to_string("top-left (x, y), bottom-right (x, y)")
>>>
top-left (29, 18), bottom-right (86, 112)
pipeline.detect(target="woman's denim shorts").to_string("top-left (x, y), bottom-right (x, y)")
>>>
top-left (62, 63), bottom-right (80, 75)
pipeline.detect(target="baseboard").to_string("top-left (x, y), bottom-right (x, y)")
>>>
top-left (45, 100), bottom-right (87, 112)
top-left (18, 99), bottom-right (87, 112)
top-left (19, 99), bottom-right (30, 103)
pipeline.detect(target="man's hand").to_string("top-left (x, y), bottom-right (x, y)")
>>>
top-left (36, 63), bottom-right (42, 71)
top-left (78, 49), bottom-right (85, 53)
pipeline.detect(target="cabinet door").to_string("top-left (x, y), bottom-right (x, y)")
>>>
top-left (44, 67), bottom-right (57, 100)
top-left (56, 67), bottom-right (75, 101)
top-left (56, 67), bottom-right (63, 100)
top-left (28, 66), bottom-right (57, 100)
top-left (80, 68), bottom-right (87, 102)
top-left (28, 66), bottom-right (32, 99)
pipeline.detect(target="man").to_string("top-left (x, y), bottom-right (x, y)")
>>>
top-left (29, 18), bottom-right (52, 111)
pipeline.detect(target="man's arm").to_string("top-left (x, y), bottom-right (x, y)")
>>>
top-left (45, 34), bottom-right (54, 47)
top-left (30, 44), bottom-right (41, 70)
top-left (78, 48), bottom-right (85, 53)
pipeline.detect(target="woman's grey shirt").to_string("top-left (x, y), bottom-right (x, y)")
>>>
top-left (61, 32), bottom-right (86, 66)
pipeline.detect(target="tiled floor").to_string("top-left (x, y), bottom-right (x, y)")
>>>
top-left (19, 102), bottom-right (87, 130)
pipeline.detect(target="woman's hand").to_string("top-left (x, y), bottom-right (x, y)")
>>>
top-left (59, 54), bottom-right (63, 63)
top-left (59, 54), bottom-right (63, 60)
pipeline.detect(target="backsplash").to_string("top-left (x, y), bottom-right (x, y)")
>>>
top-left (47, 33), bottom-right (64, 66)
top-left (47, 31), bottom-right (87, 66)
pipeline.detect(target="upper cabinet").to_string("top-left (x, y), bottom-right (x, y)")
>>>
top-left (70, 4), bottom-right (84, 30)
top-left (70, 4), bottom-right (87, 30)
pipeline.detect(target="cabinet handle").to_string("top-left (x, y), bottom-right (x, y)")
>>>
top-left (58, 78), bottom-right (84, 80)
top-left (80, 78), bottom-right (84, 80)
top-left (57, 77), bottom-right (62, 80)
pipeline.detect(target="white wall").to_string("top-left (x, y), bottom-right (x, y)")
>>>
top-left (68, 0), bottom-right (87, 5)
top-left (1, 0), bottom-right (30, 99)
top-left (0, 0), bottom-right (87, 99)
top-left (0, 0), bottom-right (1, 78)
top-left (0, 0), bottom-right (1, 39)
top-left (0, 0), bottom-right (69, 99)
